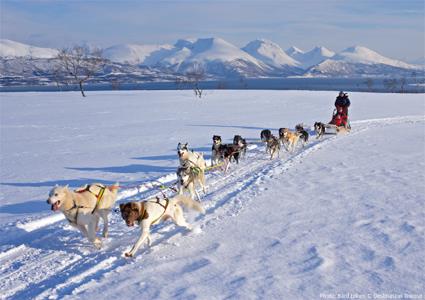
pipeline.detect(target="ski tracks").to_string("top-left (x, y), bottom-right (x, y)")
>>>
top-left (1, 115), bottom-right (423, 299)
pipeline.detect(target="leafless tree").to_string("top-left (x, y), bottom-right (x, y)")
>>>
top-left (54, 45), bottom-right (107, 97)
top-left (185, 63), bottom-right (205, 98)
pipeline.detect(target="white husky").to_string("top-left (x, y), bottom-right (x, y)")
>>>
top-left (47, 183), bottom-right (119, 249)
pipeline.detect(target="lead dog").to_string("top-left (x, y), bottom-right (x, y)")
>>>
top-left (177, 161), bottom-right (206, 201)
top-left (119, 195), bottom-right (205, 257)
top-left (47, 183), bottom-right (119, 249)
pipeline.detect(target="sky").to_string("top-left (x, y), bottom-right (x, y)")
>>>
top-left (0, 0), bottom-right (424, 62)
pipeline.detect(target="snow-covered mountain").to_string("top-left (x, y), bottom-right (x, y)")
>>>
top-left (287, 46), bottom-right (335, 69)
top-left (0, 38), bottom-right (423, 84)
top-left (157, 37), bottom-right (275, 77)
top-left (103, 43), bottom-right (174, 65)
top-left (242, 39), bottom-right (300, 68)
top-left (305, 46), bottom-right (419, 77)
top-left (333, 46), bottom-right (416, 69)
top-left (285, 46), bottom-right (304, 59)
top-left (0, 39), bottom-right (58, 58)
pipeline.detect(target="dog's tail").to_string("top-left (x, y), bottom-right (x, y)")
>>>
top-left (172, 194), bottom-right (205, 214)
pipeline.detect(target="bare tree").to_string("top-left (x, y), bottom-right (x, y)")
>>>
top-left (185, 63), bottom-right (205, 98)
top-left (54, 45), bottom-right (107, 97)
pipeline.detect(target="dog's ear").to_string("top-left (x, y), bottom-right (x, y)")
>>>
top-left (119, 203), bottom-right (125, 211)
top-left (130, 202), bottom-right (139, 211)
top-left (64, 184), bottom-right (69, 190)
top-left (184, 142), bottom-right (188, 148)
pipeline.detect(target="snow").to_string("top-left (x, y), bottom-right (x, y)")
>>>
top-left (2, 39), bottom-right (422, 79)
top-left (242, 39), bottom-right (300, 67)
top-left (334, 46), bottom-right (417, 69)
top-left (0, 90), bottom-right (424, 299)
top-left (0, 39), bottom-right (58, 58)
top-left (182, 37), bottom-right (263, 66)
top-left (102, 44), bottom-right (174, 65)
top-left (285, 46), bottom-right (305, 58)
top-left (293, 46), bottom-right (336, 69)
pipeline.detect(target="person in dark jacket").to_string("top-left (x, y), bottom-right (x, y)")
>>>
top-left (335, 91), bottom-right (350, 115)
top-left (331, 91), bottom-right (350, 127)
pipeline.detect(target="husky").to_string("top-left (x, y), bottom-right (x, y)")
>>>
top-left (177, 142), bottom-right (207, 171)
top-left (314, 122), bottom-right (326, 139)
top-left (266, 135), bottom-right (281, 159)
top-left (279, 128), bottom-right (300, 153)
top-left (233, 135), bottom-right (247, 158)
top-left (120, 195), bottom-right (205, 257)
top-left (260, 129), bottom-right (272, 143)
top-left (220, 143), bottom-right (242, 172)
top-left (177, 162), bottom-right (207, 201)
top-left (295, 124), bottom-right (309, 146)
top-left (46, 183), bottom-right (119, 249)
top-left (211, 135), bottom-right (223, 166)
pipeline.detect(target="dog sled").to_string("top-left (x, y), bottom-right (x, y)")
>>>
top-left (318, 106), bottom-right (351, 135)
top-left (327, 107), bottom-right (351, 134)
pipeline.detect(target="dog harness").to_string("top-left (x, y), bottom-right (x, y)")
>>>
top-left (150, 197), bottom-right (169, 225)
top-left (75, 184), bottom-right (106, 214)
top-left (64, 197), bottom-right (87, 224)
top-left (136, 197), bottom-right (170, 226)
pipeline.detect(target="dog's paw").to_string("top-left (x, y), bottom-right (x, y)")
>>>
top-left (124, 252), bottom-right (133, 258)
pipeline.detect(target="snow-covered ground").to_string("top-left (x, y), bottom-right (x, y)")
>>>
top-left (0, 90), bottom-right (424, 299)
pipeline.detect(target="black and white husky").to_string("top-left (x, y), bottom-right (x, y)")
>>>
top-left (295, 124), bottom-right (309, 146)
top-left (211, 135), bottom-right (243, 172)
top-left (260, 129), bottom-right (272, 142)
top-left (176, 162), bottom-right (206, 201)
top-left (314, 122), bottom-right (326, 139)
top-left (233, 135), bottom-right (247, 158)
top-left (211, 135), bottom-right (223, 166)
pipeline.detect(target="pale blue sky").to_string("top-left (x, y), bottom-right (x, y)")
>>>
top-left (1, 0), bottom-right (424, 61)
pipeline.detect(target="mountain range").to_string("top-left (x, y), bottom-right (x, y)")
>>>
top-left (0, 37), bottom-right (423, 85)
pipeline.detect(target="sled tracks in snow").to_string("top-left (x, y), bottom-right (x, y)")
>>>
top-left (1, 115), bottom-right (423, 299)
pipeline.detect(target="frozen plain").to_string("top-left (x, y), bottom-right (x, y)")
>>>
top-left (0, 90), bottom-right (424, 299)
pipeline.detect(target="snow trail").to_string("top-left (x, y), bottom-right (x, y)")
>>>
top-left (0, 115), bottom-right (423, 299)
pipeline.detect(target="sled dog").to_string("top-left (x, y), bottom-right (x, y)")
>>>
top-left (279, 128), bottom-right (300, 153)
top-left (46, 183), bottom-right (119, 248)
top-left (177, 142), bottom-right (206, 171)
top-left (211, 135), bottom-right (223, 166)
top-left (314, 122), bottom-right (326, 139)
top-left (177, 162), bottom-right (207, 201)
top-left (295, 124), bottom-right (309, 146)
top-left (260, 129), bottom-right (272, 143)
top-left (119, 195), bottom-right (205, 257)
top-left (266, 135), bottom-right (281, 159)
top-left (220, 143), bottom-right (242, 172)
top-left (233, 135), bottom-right (247, 158)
